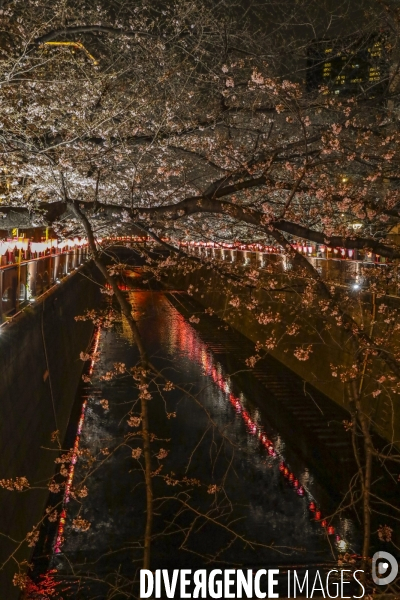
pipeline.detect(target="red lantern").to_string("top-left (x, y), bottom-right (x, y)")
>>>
top-left (309, 502), bottom-right (316, 512)
top-left (315, 511), bottom-right (321, 520)
top-left (328, 526), bottom-right (335, 535)
top-left (321, 520), bottom-right (327, 528)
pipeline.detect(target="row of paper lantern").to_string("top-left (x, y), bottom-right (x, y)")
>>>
top-left (90, 237), bottom-right (369, 260)
top-left (0, 237), bottom-right (88, 256)
top-left (0, 239), bottom-right (29, 254)
top-left (293, 244), bottom-right (356, 258)
top-left (31, 238), bottom-right (88, 252)
top-left (186, 241), bottom-right (281, 252)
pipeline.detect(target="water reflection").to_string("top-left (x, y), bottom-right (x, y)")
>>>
top-left (142, 292), bottom-right (355, 549)
top-left (44, 291), bottom-right (357, 596)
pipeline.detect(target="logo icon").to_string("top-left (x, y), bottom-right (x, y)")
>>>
top-left (372, 551), bottom-right (398, 585)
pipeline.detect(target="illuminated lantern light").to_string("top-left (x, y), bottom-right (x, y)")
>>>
top-left (289, 473), bottom-right (294, 483)
top-left (293, 479), bottom-right (299, 489)
top-left (309, 502), bottom-right (316, 512)
top-left (333, 248), bottom-right (338, 254)
top-left (268, 447), bottom-right (274, 455)
top-left (328, 526), bottom-right (335, 535)
top-left (315, 511), bottom-right (321, 521)
top-left (279, 463), bottom-right (285, 472)
top-left (335, 534), bottom-right (341, 542)
top-left (321, 520), bottom-right (327, 528)
top-left (0, 241), bottom-right (12, 254)
top-left (307, 246), bottom-right (313, 254)
top-left (297, 486), bottom-right (305, 496)
top-left (348, 250), bottom-right (353, 258)
top-left (284, 467), bottom-right (290, 478)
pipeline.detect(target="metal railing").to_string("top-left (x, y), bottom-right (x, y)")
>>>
top-left (0, 246), bottom-right (89, 321)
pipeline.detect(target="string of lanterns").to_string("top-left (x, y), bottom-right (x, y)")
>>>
top-left (0, 237), bottom-right (88, 257)
top-left (0, 233), bottom-right (382, 265)
top-left (100, 235), bottom-right (370, 260)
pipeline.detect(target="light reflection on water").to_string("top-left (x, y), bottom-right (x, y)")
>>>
top-left (49, 291), bottom-right (357, 593)
top-left (141, 292), bottom-right (355, 548)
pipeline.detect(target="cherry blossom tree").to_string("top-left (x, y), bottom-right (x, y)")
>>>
top-left (1, 0), bottom-right (400, 594)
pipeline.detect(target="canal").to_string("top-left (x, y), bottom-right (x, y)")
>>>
top-left (30, 275), bottom-right (360, 598)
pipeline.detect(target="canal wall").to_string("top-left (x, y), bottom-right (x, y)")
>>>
top-left (0, 267), bottom-right (100, 599)
top-left (164, 263), bottom-right (400, 448)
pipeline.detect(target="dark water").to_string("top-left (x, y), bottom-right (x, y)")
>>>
top-left (35, 289), bottom-right (359, 598)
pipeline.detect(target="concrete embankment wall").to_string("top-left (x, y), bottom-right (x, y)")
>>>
top-left (0, 267), bottom-right (100, 599)
top-left (164, 264), bottom-right (400, 448)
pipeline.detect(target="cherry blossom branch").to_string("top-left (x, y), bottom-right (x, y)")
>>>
top-left (34, 26), bottom-right (159, 45)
